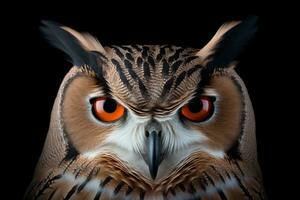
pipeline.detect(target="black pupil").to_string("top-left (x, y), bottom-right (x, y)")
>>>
top-left (103, 99), bottom-right (117, 113)
top-left (188, 98), bottom-right (203, 113)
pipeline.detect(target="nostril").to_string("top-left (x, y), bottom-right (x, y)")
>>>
top-left (145, 131), bottom-right (149, 137)
top-left (158, 131), bottom-right (162, 137)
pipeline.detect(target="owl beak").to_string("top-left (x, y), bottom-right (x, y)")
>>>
top-left (145, 130), bottom-right (162, 180)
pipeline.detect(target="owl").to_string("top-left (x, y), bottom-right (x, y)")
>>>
top-left (25, 16), bottom-right (266, 200)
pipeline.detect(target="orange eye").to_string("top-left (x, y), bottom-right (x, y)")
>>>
top-left (180, 96), bottom-right (214, 122)
top-left (92, 97), bottom-right (125, 122)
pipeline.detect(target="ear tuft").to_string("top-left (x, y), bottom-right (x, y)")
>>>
top-left (197, 16), bottom-right (258, 69)
top-left (61, 26), bottom-right (106, 54)
top-left (40, 20), bottom-right (106, 71)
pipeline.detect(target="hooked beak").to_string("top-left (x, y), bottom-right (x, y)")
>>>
top-left (145, 130), bottom-right (162, 180)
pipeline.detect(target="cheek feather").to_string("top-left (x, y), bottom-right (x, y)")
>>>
top-left (62, 75), bottom-right (114, 153)
top-left (189, 75), bottom-right (243, 151)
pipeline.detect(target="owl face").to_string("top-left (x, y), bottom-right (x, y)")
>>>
top-left (61, 45), bottom-right (245, 180)
top-left (26, 17), bottom-right (265, 200)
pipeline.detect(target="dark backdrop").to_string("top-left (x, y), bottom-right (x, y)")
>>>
top-left (3, 3), bottom-right (292, 200)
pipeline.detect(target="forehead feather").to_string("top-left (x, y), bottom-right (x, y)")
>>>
top-left (104, 45), bottom-right (204, 111)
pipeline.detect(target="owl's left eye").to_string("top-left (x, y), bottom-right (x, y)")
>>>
top-left (180, 96), bottom-right (214, 122)
top-left (92, 97), bottom-right (125, 122)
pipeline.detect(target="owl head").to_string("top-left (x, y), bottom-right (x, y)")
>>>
top-left (28, 17), bottom-right (264, 200)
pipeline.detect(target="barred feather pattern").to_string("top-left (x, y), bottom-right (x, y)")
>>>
top-left (26, 152), bottom-right (265, 200)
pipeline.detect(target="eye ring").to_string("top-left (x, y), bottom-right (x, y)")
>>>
top-left (180, 96), bottom-right (215, 122)
top-left (91, 97), bottom-right (125, 122)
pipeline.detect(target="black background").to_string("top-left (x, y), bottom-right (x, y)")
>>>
top-left (3, 2), bottom-right (294, 200)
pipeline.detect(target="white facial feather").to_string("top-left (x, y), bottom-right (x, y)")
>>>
top-left (82, 108), bottom-right (224, 179)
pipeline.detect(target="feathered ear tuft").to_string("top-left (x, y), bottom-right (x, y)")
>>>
top-left (61, 26), bottom-right (106, 54)
top-left (40, 21), bottom-right (106, 75)
top-left (197, 16), bottom-right (258, 69)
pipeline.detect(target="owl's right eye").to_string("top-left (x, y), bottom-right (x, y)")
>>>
top-left (92, 97), bottom-right (125, 122)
